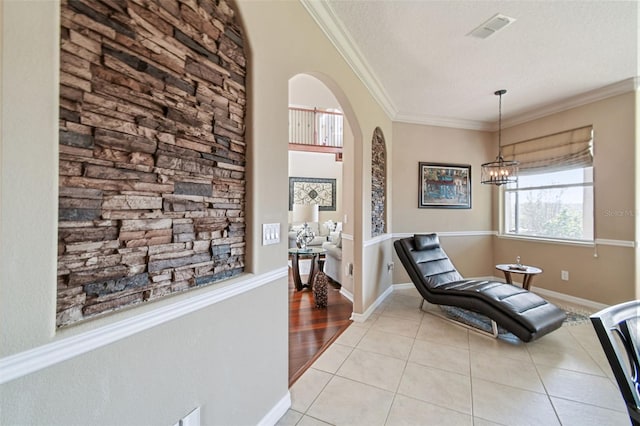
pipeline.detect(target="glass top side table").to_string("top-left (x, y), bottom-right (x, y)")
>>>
top-left (288, 247), bottom-right (326, 291)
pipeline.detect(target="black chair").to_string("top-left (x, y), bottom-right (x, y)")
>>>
top-left (394, 233), bottom-right (566, 342)
top-left (590, 301), bottom-right (640, 426)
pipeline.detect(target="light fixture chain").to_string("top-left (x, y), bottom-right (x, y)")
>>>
top-left (498, 91), bottom-right (502, 157)
top-left (481, 89), bottom-right (517, 186)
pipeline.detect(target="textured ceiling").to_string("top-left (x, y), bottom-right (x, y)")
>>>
top-left (302, 0), bottom-right (639, 130)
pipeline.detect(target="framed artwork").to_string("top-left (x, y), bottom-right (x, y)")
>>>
top-left (289, 177), bottom-right (336, 211)
top-left (418, 162), bottom-right (471, 209)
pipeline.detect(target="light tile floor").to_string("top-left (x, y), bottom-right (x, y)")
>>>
top-left (278, 287), bottom-right (630, 426)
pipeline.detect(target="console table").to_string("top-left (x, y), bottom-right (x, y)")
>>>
top-left (495, 264), bottom-right (543, 291)
top-left (289, 247), bottom-right (326, 291)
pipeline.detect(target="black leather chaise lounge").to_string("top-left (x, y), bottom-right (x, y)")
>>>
top-left (394, 233), bottom-right (566, 342)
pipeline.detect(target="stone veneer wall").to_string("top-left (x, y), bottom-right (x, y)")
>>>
top-left (371, 127), bottom-right (386, 237)
top-left (57, 0), bottom-right (246, 326)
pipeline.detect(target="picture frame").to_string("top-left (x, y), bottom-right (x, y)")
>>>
top-left (289, 177), bottom-right (337, 211)
top-left (418, 162), bottom-right (471, 209)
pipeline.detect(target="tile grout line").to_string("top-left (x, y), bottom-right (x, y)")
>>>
top-left (382, 307), bottom-right (421, 426)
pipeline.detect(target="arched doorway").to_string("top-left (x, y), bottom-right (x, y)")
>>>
top-left (287, 73), bottom-right (359, 384)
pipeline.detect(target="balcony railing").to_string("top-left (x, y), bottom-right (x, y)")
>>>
top-left (289, 107), bottom-right (343, 148)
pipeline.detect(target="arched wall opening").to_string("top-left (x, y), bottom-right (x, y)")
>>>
top-left (287, 73), bottom-right (361, 305)
top-left (287, 73), bottom-right (363, 381)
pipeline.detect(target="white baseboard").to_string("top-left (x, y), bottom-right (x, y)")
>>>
top-left (393, 283), bottom-right (414, 290)
top-left (340, 287), bottom-right (354, 302)
top-left (351, 285), bottom-right (393, 322)
top-left (487, 274), bottom-right (608, 310)
top-left (531, 287), bottom-right (608, 311)
top-left (258, 392), bottom-right (291, 426)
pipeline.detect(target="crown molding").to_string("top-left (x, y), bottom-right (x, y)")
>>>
top-left (300, 0), bottom-right (398, 119)
top-left (298, 0), bottom-right (638, 132)
top-left (394, 113), bottom-right (493, 131)
top-left (396, 77), bottom-right (639, 131)
top-left (503, 77), bottom-right (639, 128)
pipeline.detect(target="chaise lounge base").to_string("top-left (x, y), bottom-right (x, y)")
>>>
top-left (394, 234), bottom-right (566, 342)
top-left (420, 299), bottom-right (501, 338)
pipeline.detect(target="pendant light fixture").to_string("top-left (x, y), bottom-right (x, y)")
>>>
top-left (481, 89), bottom-right (518, 185)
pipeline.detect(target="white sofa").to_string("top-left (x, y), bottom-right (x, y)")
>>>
top-left (322, 233), bottom-right (342, 284)
top-left (288, 222), bottom-right (327, 249)
top-left (288, 221), bottom-right (342, 249)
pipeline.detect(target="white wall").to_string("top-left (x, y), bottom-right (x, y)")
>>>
top-left (288, 151), bottom-right (343, 224)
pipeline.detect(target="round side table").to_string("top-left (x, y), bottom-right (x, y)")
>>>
top-left (495, 264), bottom-right (543, 291)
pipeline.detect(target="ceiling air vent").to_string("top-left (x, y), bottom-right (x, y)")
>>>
top-left (468, 13), bottom-right (516, 39)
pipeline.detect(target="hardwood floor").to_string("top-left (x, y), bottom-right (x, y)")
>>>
top-left (288, 267), bottom-right (353, 386)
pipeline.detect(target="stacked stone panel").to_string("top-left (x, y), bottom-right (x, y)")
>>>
top-left (371, 127), bottom-right (386, 237)
top-left (57, 0), bottom-right (246, 326)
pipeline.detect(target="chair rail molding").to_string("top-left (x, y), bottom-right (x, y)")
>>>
top-left (364, 232), bottom-right (393, 247)
top-left (0, 267), bottom-right (288, 385)
top-left (393, 231), bottom-right (496, 239)
top-left (393, 232), bottom-right (635, 248)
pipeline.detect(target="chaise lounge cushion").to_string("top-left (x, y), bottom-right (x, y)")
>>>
top-left (394, 233), bottom-right (566, 342)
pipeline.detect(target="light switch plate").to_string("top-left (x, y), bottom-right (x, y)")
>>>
top-left (262, 223), bottom-right (280, 245)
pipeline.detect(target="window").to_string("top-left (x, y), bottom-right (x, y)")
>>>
top-left (501, 126), bottom-right (594, 242)
top-left (504, 167), bottom-right (593, 241)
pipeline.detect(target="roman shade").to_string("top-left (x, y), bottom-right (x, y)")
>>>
top-left (502, 125), bottom-right (593, 174)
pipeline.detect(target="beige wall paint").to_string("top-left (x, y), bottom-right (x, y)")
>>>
top-left (341, 121), bottom-right (357, 301)
top-left (363, 239), bottom-right (394, 309)
top-left (496, 92), bottom-right (637, 304)
top-left (238, 0), bottom-right (391, 317)
top-left (1, 0), bottom-right (60, 356)
top-left (2, 281), bottom-right (288, 426)
top-left (502, 93), bottom-right (636, 241)
top-left (392, 235), bottom-right (496, 285)
top-left (390, 93), bottom-right (638, 306)
top-left (390, 122), bottom-right (496, 284)
top-left (0, 0), bottom-right (391, 424)
top-left (392, 122), bottom-right (495, 233)
top-left (493, 240), bottom-right (633, 304)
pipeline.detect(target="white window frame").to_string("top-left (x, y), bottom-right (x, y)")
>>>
top-left (501, 167), bottom-right (594, 244)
